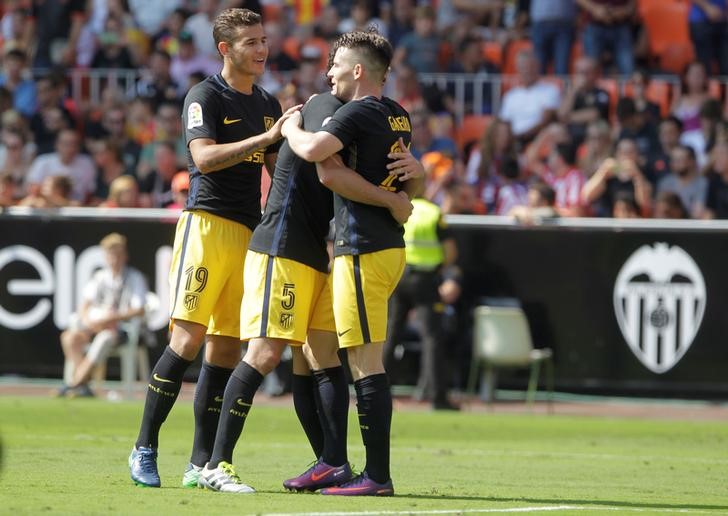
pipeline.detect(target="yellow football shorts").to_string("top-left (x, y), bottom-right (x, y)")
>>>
top-left (169, 210), bottom-right (251, 337)
top-left (332, 248), bottom-right (406, 348)
top-left (240, 251), bottom-right (335, 344)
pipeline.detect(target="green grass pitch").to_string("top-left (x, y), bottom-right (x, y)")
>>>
top-left (1, 396), bottom-right (727, 515)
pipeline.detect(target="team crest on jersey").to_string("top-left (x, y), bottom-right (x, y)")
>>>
top-left (280, 313), bottom-right (293, 330)
top-left (188, 102), bottom-right (203, 129)
top-left (264, 116), bottom-right (274, 131)
top-left (613, 243), bottom-right (706, 374)
top-left (183, 293), bottom-right (199, 311)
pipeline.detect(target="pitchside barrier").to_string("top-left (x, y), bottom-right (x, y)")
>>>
top-left (1, 209), bottom-right (728, 397)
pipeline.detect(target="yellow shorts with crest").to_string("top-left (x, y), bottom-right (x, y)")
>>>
top-left (169, 210), bottom-right (251, 338)
top-left (332, 248), bottom-right (406, 348)
top-left (240, 251), bottom-right (335, 344)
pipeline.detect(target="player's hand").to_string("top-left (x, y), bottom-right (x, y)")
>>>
top-left (386, 137), bottom-right (424, 181)
top-left (388, 190), bottom-right (413, 225)
top-left (276, 105), bottom-right (303, 139)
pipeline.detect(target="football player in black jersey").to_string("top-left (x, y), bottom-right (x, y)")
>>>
top-left (129, 8), bottom-right (300, 489)
top-left (282, 29), bottom-right (424, 496)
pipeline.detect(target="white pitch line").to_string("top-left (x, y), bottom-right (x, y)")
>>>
top-left (264, 506), bottom-right (724, 516)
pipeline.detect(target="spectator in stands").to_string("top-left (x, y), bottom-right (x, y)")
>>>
top-left (85, 103), bottom-right (141, 175)
top-left (184, 0), bottom-right (221, 60)
top-left (628, 69), bottom-right (661, 124)
top-left (409, 110), bottom-right (458, 160)
top-left (19, 174), bottom-right (75, 208)
top-left (30, 74), bottom-right (75, 155)
top-left (391, 5), bottom-right (444, 74)
top-left (445, 35), bottom-right (496, 115)
top-left (29, 0), bottom-right (86, 68)
top-left (582, 137), bottom-right (653, 216)
top-left (57, 233), bottom-right (148, 398)
top-left (152, 7), bottom-right (191, 57)
top-left (612, 191), bottom-right (640, 218)
top-left (168, 170), bottom-right (189, 210)
top-left (0, 48), bottom-right (36, 117)
top-left (134, 49), bottom-right (180, 110)
top-left (136, 102), bottom-right (185, 179)
top-left (91, 139), bottom-right (129, 203)
top-left (489, 156), bottom-right (529, 216)
top-left (528, 139), bottom-right (586, 216)
top-left (139, 140), bottom-right (177, 208)
top-left (315, 5), bottom-right (342, 44)
top-left (263, 21), bottom-right (297, 74)
top-left (1, 2), bottom-right (33, 52)
top-left (170, 31), bottom-right (220, 95)
top-left (703, 141), bottom-right (728, 218)
top-left (681, 98), bottom-right (724, 169)
top-left (657, 144), bottom-right (708, 219)
top-left (509, 180), bottom-right (560, 225)
top-left (616, 97), bottom-right (660, 169)
top-left (578, 119), bottom-right (613, 178)
top-left (499, 49), bottom-right (561, 145)
top-left (391, 64), bottom-right (427, 115)
top-left (25, 128), bottom-right (96, 204)
top-left (653, 190), bottom-right (688, 219)
top-left (576, 0), bottom-right (636, 75)
top-left (559, 56), bottom-right (611, 146)
top-left (528, 0), bottom-right (576, 75)
top-left (689, 0), bottom-right (728, 76)
top-left (466, 118), bottom-right (518, 212)
top-left (128, 0), bottom-right (182, 36)
top-left (672, 61), bottom-right (711, 135)
top-left (647, 116), bottom-right (683, 186)
top-left (90, 15), bottom-right (136, 69)
top-left (387, 0), bottom-right (414, 49)
top-left (440, 179), bottom-right (485, 215)
top-left (0, 127), bottom-right (32, 190)
top-left (100, 174), bottom-right (141, 208)
top-left (0, 173), bottom-right (17, 207)
top-left (338, 0), bottom-right (386, 34)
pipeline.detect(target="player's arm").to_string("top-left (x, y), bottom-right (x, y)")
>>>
top-left (316, 155), bottom-right (413, 225)
top-left (282, 112), bottom-right (344, 162)
top-left (190, 105), bottom-right (301, 174)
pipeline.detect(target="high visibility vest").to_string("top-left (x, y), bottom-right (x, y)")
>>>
top-left (404, 198), bottom-right (444, 269)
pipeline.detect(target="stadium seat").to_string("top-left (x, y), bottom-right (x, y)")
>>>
top-left (467, 305), bottom-right (554, 409)
top-left (502, 39), bottom-right (533, 75)
top-left (482, 41), bottom-right (503, 69)
top-left (455, 114), bottom-right (491, 153)
top-left (640, 0), bottom-right (693, 72)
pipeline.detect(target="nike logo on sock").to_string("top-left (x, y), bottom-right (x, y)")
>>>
top-left (153, 373), bottom-right (175, 384)
top-left (214, 396), bottom-right (224, 403)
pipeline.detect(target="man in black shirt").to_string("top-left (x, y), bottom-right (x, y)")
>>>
top-left (129, 8), bottom-right (300, 489)
top-left (283, 30), bottom-right (425, 496)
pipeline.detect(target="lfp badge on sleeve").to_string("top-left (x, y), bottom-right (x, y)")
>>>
top-left (613, 243), bottom-right (706, 374)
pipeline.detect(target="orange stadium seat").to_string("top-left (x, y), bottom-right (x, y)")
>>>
top-left (455, 114), bottom-right (491, 153)
top-left (709, 79), bottom-right (724, 101)
top-left (502, 39), bottom-right (533, 75)
top-left (482, 41), bottom-right (503, 68)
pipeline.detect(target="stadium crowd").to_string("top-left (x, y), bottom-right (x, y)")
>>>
top-left (0, 0), bottom-right (727, 221)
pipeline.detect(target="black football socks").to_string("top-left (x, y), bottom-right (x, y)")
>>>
top-left (207, 361), bottom-right (264, 468)
top-left (314, 366), bottom-right (350, 466)
top-left (292, 373), bottom-right (325, 458)
top-left (189, 361), bottom-right (234, 466)
top-left (353, 373), bottom-right (392, 483)
top-left (136, 346), bottom-right (192, 449)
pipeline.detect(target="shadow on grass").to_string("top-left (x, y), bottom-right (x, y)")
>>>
top-left (387, 494), bottom-right (728, 512)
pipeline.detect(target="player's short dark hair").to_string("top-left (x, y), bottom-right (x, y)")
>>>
top-left (213, 8), bottom-right (262, 52)
top-left (334, 29), bottom-right (393, 81)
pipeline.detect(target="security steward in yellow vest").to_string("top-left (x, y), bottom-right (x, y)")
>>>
top-left (383, 197), bottom-right (461, 410)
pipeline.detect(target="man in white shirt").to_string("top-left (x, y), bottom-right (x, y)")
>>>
top-left (25, 128), bottom-right (96, 203)
top-left (58, 233), bottom-right (149, 397)
top-left (499, 49), bottom-right (561, 145)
